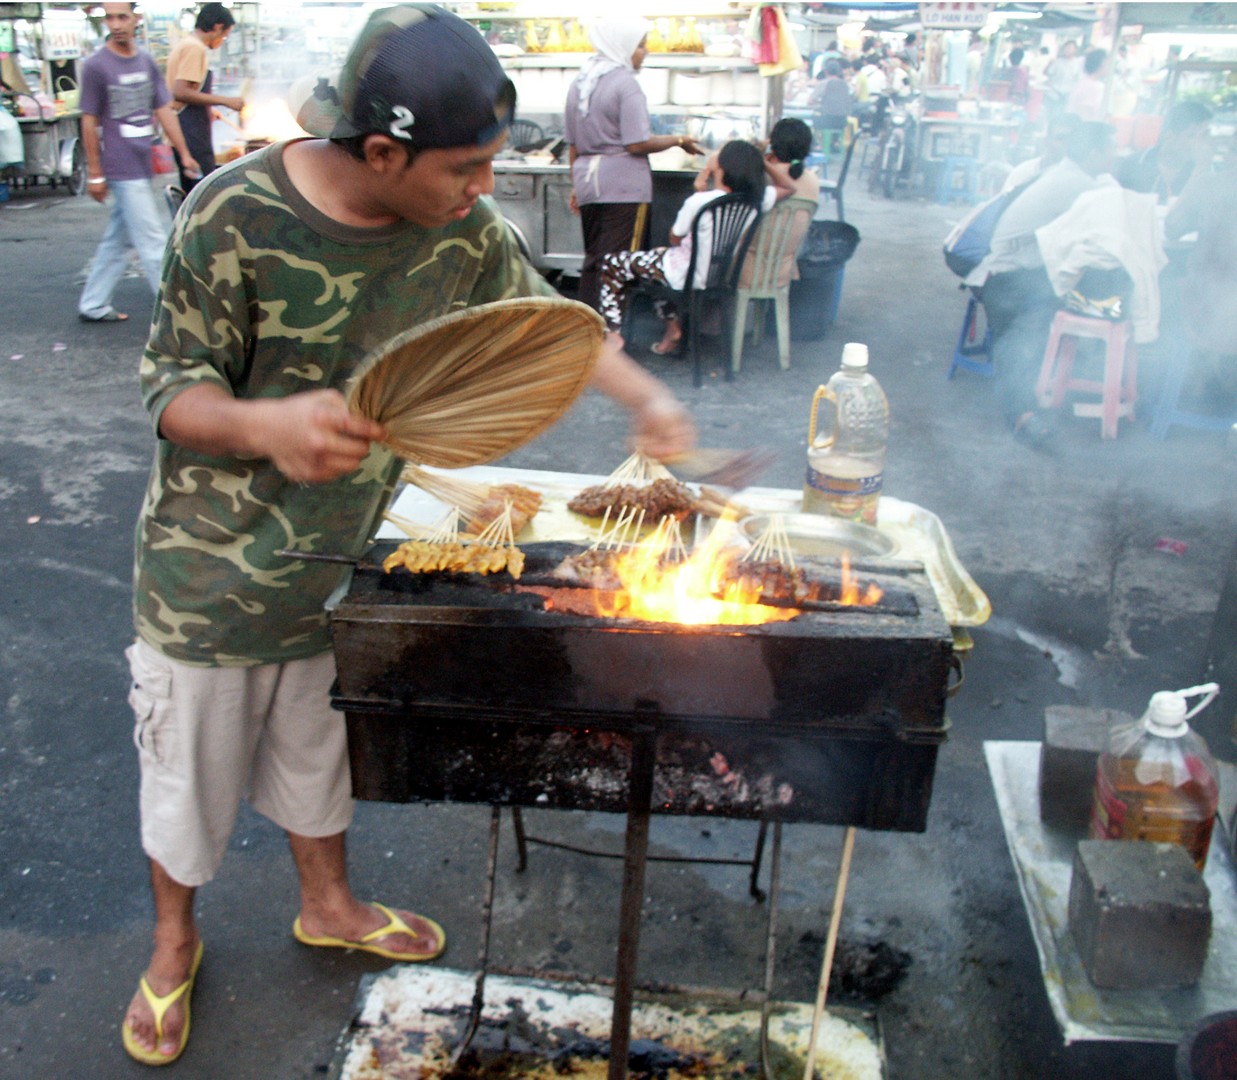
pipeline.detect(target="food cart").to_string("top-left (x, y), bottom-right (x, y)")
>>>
top-left (0, 2), bottom-right (86, 194)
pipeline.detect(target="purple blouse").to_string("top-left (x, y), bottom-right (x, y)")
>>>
top-left (565, 68), bottom-right (653, 205)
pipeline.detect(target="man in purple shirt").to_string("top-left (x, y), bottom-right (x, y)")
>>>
top-left (77, 3), bottom-right (198, 323)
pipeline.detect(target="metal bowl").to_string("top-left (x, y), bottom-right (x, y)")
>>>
top-left (738, 513), bottom-right (899, 560)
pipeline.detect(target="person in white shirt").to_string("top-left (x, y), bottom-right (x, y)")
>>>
top-left (1001, 112), bottom-right (1081, 193)
top-left (597, 140), bottom-right (774, 354)
top-left (975, 122), bottom-right (1117, 446)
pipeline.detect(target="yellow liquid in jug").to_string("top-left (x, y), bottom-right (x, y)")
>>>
top-left (1090, 757), bottom-right (1218, 870)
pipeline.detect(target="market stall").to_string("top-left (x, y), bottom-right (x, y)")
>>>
top-left (0, 2), bottom-right (86, 194)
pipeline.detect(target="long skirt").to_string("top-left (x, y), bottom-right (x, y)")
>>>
top-left (578, 202), bottom-right (648, 311)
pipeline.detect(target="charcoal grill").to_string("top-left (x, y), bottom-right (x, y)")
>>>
top-left (329, 539), bottom-right (957, 1077)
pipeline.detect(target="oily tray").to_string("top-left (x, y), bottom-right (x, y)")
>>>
top-left (739, 513), bottom-right (899, 560)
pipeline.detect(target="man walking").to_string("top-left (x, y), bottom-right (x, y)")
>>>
top-left (120, 4), bottom-right (694, 1066)
top-left (77, 2), bottom-right (198, 323)
top-left (165, 3), bottom-right (245, 192)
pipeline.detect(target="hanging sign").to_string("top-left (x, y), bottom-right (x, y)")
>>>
top-left (42, 11), bottom-right (85, 61)
top-left (918, 3), bottom-right (995, 30)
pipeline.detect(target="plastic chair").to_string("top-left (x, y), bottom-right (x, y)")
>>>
top-left (1150, 339), bottom-right (1237, 439)
top-left (508, 119), bottom-right (545, 152)
top-left (1035, 310), bottom-right (1137, 438)
top-left (731, 196), bottom-right (818, 375)
top-left (819, 135), bottom-right (856, 222)
top-left (620, 192), bottom-right (763, 388)
top-left (947, 292), bottom-right (994, 379)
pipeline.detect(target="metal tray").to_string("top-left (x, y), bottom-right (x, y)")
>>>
top-left (739, 513), bottom-right (899, 560)
top-left (378, 466), bottom-right (992, 627)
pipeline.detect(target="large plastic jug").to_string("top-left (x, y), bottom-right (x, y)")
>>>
top-left (1089, 683), bottom-right (1221, 870)
top-left (803, 342), bottom-right (889, 524)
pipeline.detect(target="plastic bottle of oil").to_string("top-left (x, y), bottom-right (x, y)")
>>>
top-left (803, 343), bottom-right (889, 524)
top-left (1089, 683), bottom-right (1221, 871)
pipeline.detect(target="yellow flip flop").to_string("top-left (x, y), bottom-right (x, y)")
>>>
top-left (121, 940), bottom-right (204, 1066)
top-left (292, 901), bottom-right (446, 962)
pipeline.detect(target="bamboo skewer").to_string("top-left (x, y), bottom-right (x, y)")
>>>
top-left (400, 466), bottom-right (489, 519)
top-left (743, 512), bottom-right (796, 572)
top-left (802, 826), bottom-right (857, 1080)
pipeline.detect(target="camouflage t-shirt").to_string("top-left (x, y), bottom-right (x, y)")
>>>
top-left (135, 140), bottom-right (555, 667)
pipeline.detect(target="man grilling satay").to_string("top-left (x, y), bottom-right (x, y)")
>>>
top-left (121, 4), bottom-right (694, 1066)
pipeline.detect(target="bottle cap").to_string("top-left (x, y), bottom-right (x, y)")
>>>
top-left (841, 342), bottom-right (869, 370)
top-left (1144, 683), bottom-right (1220, 738)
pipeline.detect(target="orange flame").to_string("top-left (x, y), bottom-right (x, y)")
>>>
top-left (838, 552), bottom-right (884, 606)
top-left (239, 98), bottom-right (309, 143)
top-left (593, 519), bottom-right (795, 626)
top-left (584, 519), bottom-right (887, 625)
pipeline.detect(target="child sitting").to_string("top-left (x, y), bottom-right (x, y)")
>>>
top-left (598, 139), bottom-right (773, 355)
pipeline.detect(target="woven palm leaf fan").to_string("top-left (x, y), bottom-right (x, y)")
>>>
top-left (347, 297), bottom-right (604, 469)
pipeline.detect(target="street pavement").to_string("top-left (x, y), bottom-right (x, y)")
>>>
top-left (1, 170), bottom-right (1233, 1080)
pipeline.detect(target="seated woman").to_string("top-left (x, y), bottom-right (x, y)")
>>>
top-left (762, 117), bottom-right (820, 203)
top-left (693, 118), bottom-right (819, 204)
top-left (598, 140), bottom-right (773, 356)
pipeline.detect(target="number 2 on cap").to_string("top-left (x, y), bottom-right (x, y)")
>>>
top-left (389, 105), bottom-right (415, 140)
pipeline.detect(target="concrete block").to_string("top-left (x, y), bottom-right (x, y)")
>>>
top-left (1039, 706), bottom-right (1133, 832)
top-left (1068, 839), bottom-right (1211, 989)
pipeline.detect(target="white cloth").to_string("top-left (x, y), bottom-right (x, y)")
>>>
top-left (1036, 186), bottom-right (1167, 343)
top-left (572, 18), bottom-right (651, 118)
top-left (966, 158), bottom-right (1103, 286)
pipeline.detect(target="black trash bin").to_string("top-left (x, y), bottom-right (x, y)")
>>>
top-left (789, 220), bottom-right (860, 342)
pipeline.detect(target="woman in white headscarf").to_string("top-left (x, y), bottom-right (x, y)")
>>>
top-left (565, 18), bottom-right (703, 313)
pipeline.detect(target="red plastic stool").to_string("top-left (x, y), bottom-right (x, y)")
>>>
top-left (1035, 311), bottom-right (1137, 439)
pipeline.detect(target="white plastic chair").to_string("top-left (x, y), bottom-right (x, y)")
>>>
top-left (731, 196), bottom-right (818, 375)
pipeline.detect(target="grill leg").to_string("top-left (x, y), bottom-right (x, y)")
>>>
top-left (758, 820), bottom-right (784, 1080)
top-left (511, 804), bottom-right (529, 873)
top-left (608, 727), bottom-right (656, 1080)
top-left (748, 819), bottom-right (769, 901)
top-left (448, 805), bottom-right (502, 1067)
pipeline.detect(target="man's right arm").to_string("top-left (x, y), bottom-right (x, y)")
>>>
top-left (80, 114), bottom-right (107, 203)
top-left (172, 78), bottom-right (244, 113)
top-left (157, 384), bottom-right (386, 485)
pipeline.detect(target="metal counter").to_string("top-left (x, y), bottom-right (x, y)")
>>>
top-left (492, 160), bottom-right (699, 276)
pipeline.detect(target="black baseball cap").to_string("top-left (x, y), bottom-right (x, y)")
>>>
top-left (290, 4), bottom-right (516, 149)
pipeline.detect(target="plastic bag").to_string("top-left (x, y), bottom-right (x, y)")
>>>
top-left (0, 107), bottom-right (23, 168)
top-left (151, 142), bottom-right (175, 175)
top-left (17, 92), bottom-right (57, 121)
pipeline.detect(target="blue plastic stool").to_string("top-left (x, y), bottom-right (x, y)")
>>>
top-left (948, 293), bottom-right (994, 379)
top-left (937, 156), bottom-right (979, 205)
top-left (1150, 339), bottom-right (1237, 439)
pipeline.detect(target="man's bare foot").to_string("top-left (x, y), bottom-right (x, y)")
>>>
top-left (295, 899), bottom-right (445, 961)
top-left (122, 934), bottom-right (201, 1060)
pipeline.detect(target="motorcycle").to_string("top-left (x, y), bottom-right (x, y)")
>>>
top-left (866, 92), bottom-right (919, 199)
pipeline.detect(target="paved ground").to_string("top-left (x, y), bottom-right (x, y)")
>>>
top-left (1, 168), bottom-right (1234, 1080)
